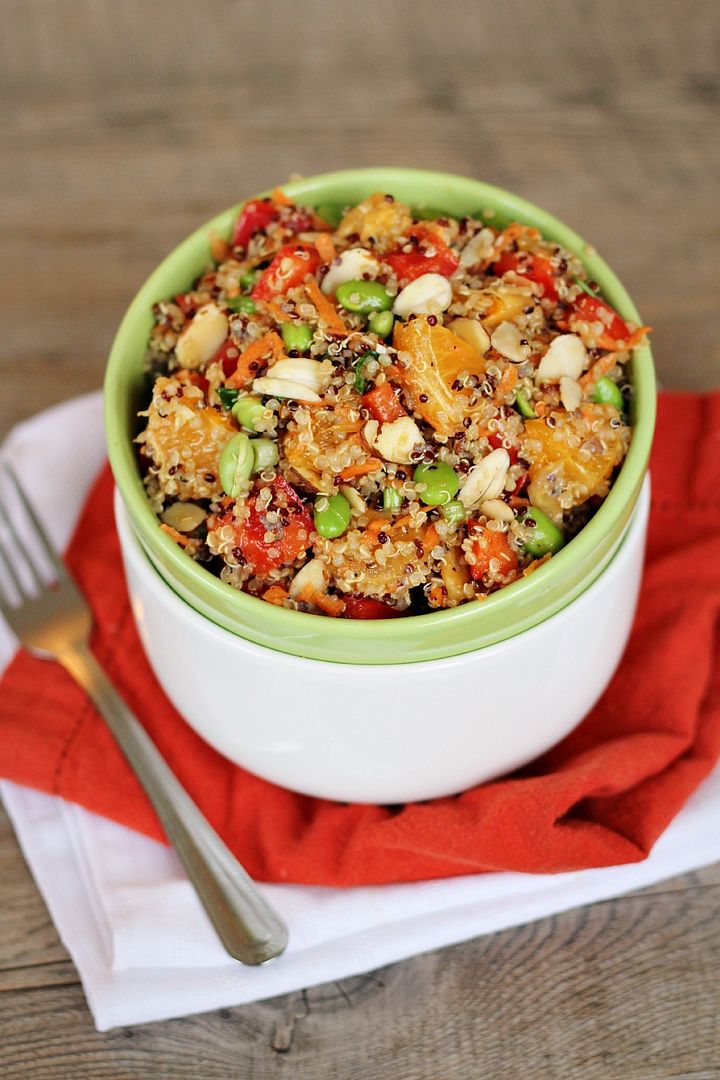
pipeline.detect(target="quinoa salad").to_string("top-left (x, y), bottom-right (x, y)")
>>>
top-left (137, 188), bottom-right (649, 619)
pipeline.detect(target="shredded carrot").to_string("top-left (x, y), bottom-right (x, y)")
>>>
top-left (315, 233), bottom-right (337, 265)
top-left (263, 585), bottom-right (289, 606)
top-left (271, 186), bottom-right (294, 207)
top-left (425, 524), bottom-right (440, 551)
top-left (534, 401), bottom-right (549, 417)
top-left (493, 222), bottom-right (541, 255)
top-left (160, 523), bottom-right (191, 547)
top-left (227, 331), bottom-right (285, 388)
top-left (297, 586), bottom-right (345, 617)
top-left (579, 353), bottom-right (619, 390)
top-left (522, 553), bottom-right (552, 576)
top-left (428, 584), bottom-right (446, 607)
top-left (304, 278), bottom-right (347, 335)
top-left (338, 457), bottom-right (383, 481)
top-left (268, 300), bottom-right (292, 324)
top-left (494, 365), bottom-right (518, 402)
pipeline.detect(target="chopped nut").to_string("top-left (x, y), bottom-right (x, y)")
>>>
top-left (160, 502), bottom-right (207, 533)
top-left (447, 317), bottom-right (490, 355)
top-left (392, 273), bottom-right (453, 319)
top-left (289, 558), bottom-right (327, 599)
top-left (363, 415), bottom-right (424, 464)
top-left (175, 303), bottom-right (228, 369)
top-left (252, 376), bottom-right (321, 403)
top-left (321, 248), bottom-right (380, 295)
top-left (458, 448), bottom-right (511, 508)
top-left (490, 320), bottom-right (531, 364)
top-left (559, 375), bottom-right (582, 412)
top-left (535, 334), bottom-right (588, 383)
top-left (480, 498), bottom-right (515, 522)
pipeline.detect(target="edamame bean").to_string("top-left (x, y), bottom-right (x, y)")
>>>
top-left (441, 499), bottom-right (466, 525)
top-left (281, 321), bottom-right (314, 353)
top-left (314, 493), bottom-right (352, 539)
top-left (368, 310), bottom-right (395, 338)
top-left (593, 376), bottom-right (624, 411)
top-left (518, 506), bottom-right (565, 556)
top-left (232, 395), bottom-right (266, 432)
top-left (252, 437), bottom-right (279, 472)
top-left (515, 389), bottom-right (537, 419)
top-left (413, 461), bottom-right (460, 506)
top-left (336, 280), bottom-right (393, 314)
top-left (383, 486), bottom-right (403, 511)
top-left (226, 295), bottom-right (256, 315)
top-left (238, 269), bottom-right (259, 291)
top-left (219, 433), bottom-right (254, 497)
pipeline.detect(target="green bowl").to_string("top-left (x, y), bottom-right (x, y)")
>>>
top-left (105, 168), bottom-right (656, 665)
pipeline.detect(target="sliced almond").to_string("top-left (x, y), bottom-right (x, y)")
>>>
top-left (559, 375), bottom-right (582, 412)
top-left (490, 320), bottom-right (531, 364)
top-left (175, 303), bottom-right (228, 369)
top-left (252, 376), bottom-right (321, 403)
top-left (480, 498), bottom-right (515, 523)
top-left (339, 485), bottom-right (367, 514)
top-left (364, 415), bottom-right (424, 464)
top-left (535, 333), bottom-right (588, 383)
top-left (289, 558), bottom-right (327, 600)
top-left (458, 448), bottom-right (510, 508)
top-left (458, 228), bottom-right (495, 268)
top-left (265, 358), bottom-right (324, 394)
top-left (447, 317), bottom-right (490, 355)
top-left (321, 248), bottom-right (380, 295)
top-left (392, 273), bottom-right (453, 319)
top-left (160, 502), bottom-right (207, 533)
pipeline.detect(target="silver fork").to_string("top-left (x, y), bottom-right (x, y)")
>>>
top-left (0, 464), bottom-right (287, 966)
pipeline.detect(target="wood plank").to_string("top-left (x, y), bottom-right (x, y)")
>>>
top-left (0, 877), bottom-right (718, 1078)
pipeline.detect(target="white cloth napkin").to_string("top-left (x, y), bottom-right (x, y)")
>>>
top-left (1, 392), bottom-right (720, 1032)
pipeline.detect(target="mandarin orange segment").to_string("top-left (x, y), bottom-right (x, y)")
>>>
top-left (336, 193), bottom-right (413, 251)
top-left (393, 317), bottom-right (486, 436)
top-left (143, 375), bottom-right (235, 501)
top-left (522, 404), bottom-right (630, 520)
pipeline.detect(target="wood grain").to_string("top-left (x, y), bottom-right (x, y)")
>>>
top-left (1, 0), bottom-right (719, 1074)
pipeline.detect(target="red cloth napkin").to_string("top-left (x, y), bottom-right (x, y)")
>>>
top-left (1, 391), bottom-right (719, 887)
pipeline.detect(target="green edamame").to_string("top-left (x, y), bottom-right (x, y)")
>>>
top-left (593, 376), bottom-right (624, 411)
top-left (515, 389), bottom-right (537, 419)
top-left (413, 461), bottom-right (460, 506)
top-left (219, 433), bottom-right (254, 497)
top-left (226, 295), bottom-right (256, 315)
top-left (232, 396), bottom-right (266, 432)
top-left (336, 280), bottom-right (393, 315)
top-left (382, 486), bottom-right (403, 512)
top-left (368, 310), bottom-right (395, 338)
top-left (314, 493), bottom-right (352, 539)
top-left (238, 269), bottom-right (259, 291)
top-left (252, 438), bottom-right (279, 472)
top-left (441, 499), bottom-right (466, 525)
top-left (281, 321), bottom-right (313, 353)
top-left (518, 507), bottom-right (565, 557)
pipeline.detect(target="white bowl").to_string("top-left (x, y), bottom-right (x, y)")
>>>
top-left (114, 478), bottom-right (650, 804)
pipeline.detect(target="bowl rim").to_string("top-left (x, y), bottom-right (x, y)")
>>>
top-left (114, 475), bottom-right (651, 672)
top-left (105, 167), bottom-right (656, 659)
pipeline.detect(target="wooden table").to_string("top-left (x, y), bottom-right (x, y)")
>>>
top-left (1, 1), bottom-right (718, 1075)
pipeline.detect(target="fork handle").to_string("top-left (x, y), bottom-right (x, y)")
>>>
top-left (58, 641), bottom-right (288, 965)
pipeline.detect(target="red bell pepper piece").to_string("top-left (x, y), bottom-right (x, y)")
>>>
top-left (385, 226), bottom-right (459, 285)
top-left (342, 596), bottom-right (404, 619)
top-left (251, 244), bottom-right (322, 301)
top-left (568, 294), bottom-right (644, 351)
top-left (214, 476), bottom-right (313, 576)
top-left (467, 527), bottom-right (519, 584)
top-left (362, 382), bottom-right (406, 424)
top-left (493, 250), bottom-right (559, 302)
top-left (487, 431), bottom-right (519, 464)
top-left (232, 198), bottom-right (279, 252)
